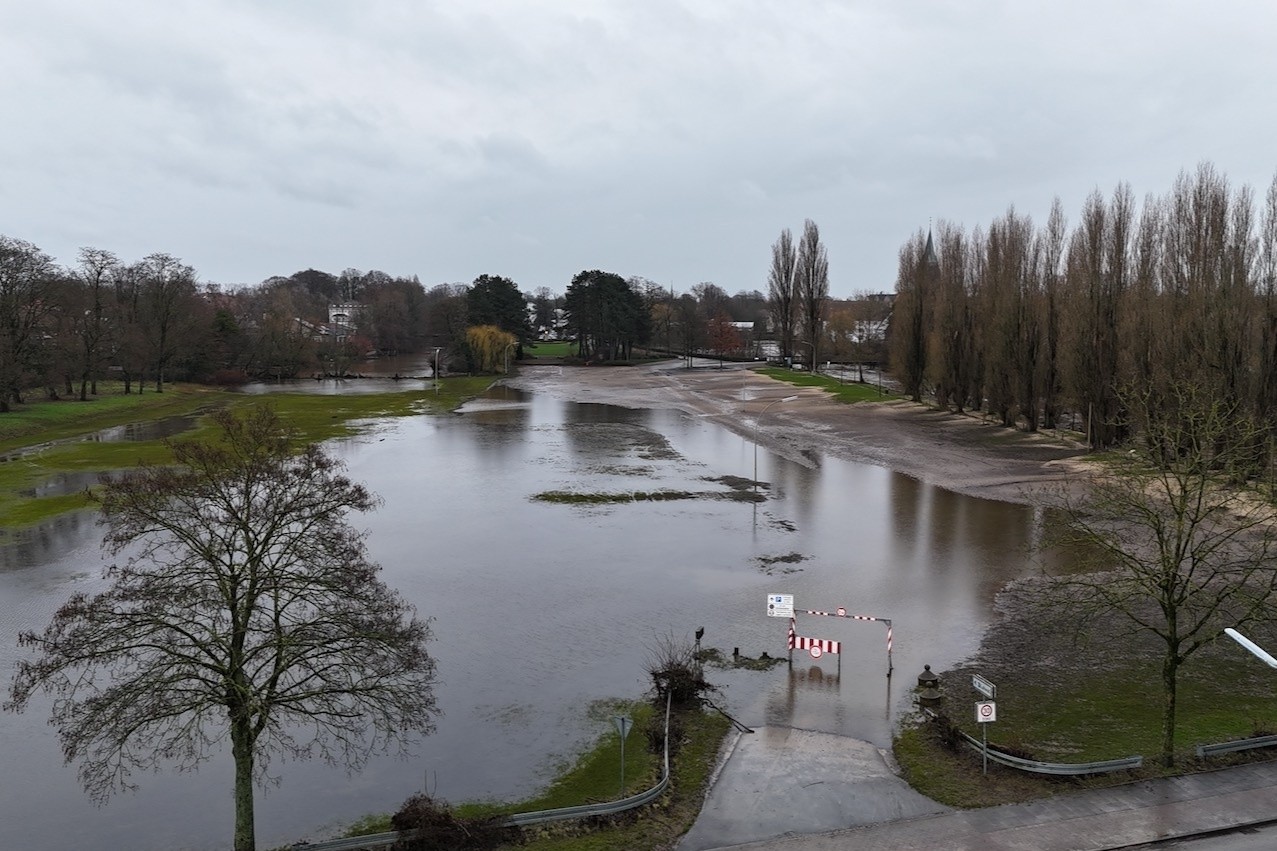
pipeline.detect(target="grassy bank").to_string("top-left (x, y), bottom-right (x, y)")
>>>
top-left (894, 600), bottom-right (1277, 808)
top-left (0, 377), bottom-right (496, 529)
top-left (345, 701), bottom-right (733, 850)
top-left (757, 366), bottom-right (897, 403)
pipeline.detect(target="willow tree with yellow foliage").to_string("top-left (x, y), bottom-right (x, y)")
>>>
top-left (466, 324), bottom-right (518, 373)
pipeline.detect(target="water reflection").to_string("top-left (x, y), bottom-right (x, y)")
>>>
top-left (0, 384), bottom-right (1067, 851)
top-left (0, 510), bottom-right (99, 572)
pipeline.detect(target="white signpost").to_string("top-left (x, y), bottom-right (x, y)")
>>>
top-left (973, 672), bottom-right (999, 776)
top-left (613, 715), bottom-right (633, 796)
top-left (766, 594), bottom-right (795, 618)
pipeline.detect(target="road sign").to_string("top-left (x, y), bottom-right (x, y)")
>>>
top-left (810, 646), bottom-right (822, 659)
top-left (767, 594), bottom-right (794, 618)
top-left (976, 701), bottom-right (997, 723)
top-left (613, 715), bottom-right (633, 739)
top-left (972, 674), bottom-right (996, 699)
top-left (836, 606), bottom-right (846, 617)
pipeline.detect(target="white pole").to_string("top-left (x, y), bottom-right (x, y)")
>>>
top-left (1225, 628), bottom-right (1277, 669)
top-left (753, 395), bottom-right (797, 492)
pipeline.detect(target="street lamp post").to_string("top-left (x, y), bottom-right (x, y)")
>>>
top-left (1225, 628), bottom-right (1277, 668)
top-left (798, 340), bottom-right (815, 373)
top-left (753, 394), bottom-right (798, 491)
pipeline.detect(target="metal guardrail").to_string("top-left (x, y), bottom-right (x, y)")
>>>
top-left (294, 693), bottom-right (674, 851)
top-left (1197, 734), bottom-right (1277, 758)
top-left (958, 730), bottom-right (1143, 776)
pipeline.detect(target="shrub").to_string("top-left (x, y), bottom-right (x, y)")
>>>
top-left (390, 794), bottom-right (517, 851)
top-left (646, 632), bottom-right (717, 709)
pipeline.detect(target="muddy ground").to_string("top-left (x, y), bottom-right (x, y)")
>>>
top-left (505, 360), bottom-right (1091, 506)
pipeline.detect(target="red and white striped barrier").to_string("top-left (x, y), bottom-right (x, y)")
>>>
top-left (788, 608), bottom-right (894, 674)
top-left (787, 619), bottom-right (841, 658)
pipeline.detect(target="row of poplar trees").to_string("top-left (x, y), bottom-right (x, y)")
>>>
top-left (767, 219), bottom-right (830, 365)
top-left (890, 162), bottom-right (1277, 451)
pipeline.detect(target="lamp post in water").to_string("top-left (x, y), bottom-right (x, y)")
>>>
top-left (753, 395), bottom-right (798, 492)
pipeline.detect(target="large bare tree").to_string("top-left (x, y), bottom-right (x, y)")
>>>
top-left (7, 406), bottom-right (439, 851)
top-left (72, 247), bottom-right (120, 400)
top-left (1047, 384), bottom-right (1277, 767)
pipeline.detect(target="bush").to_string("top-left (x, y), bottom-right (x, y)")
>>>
top-left (390, 794), bottom-right (517, 851)
top-left (646, 632), bottom-right (717, 709)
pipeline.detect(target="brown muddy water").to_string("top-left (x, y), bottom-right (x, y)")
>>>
top-left (0, 378), bottom-right (1064, 850)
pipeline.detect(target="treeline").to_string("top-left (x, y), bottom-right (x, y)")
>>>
top-left (890, 162), bottom-right (1277, 450)
top-left (0, 236), bottom-right (459, 408)
top-left (0, 228), bottom-right (891, 409)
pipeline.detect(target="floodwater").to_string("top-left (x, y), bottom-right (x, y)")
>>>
top-left (0, 373), bottom-right (1059, 851)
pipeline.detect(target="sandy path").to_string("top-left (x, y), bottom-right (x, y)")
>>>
top-left (505, 361), bottom-right (1090, 505)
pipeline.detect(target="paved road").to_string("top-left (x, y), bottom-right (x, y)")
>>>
top-left (680, 728), bottom-right (1277, 851)
top-left (678, 727), bottom-right (946, 851)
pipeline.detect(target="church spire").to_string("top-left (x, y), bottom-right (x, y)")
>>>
top-left (923, 228), bottom-right (939, 267)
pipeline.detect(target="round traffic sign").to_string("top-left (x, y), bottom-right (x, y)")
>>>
top-left (979, 703), bottom-right (993, 718)
top-left (810, 646), bottom-right (822, 659)
top-left (836, 607), bottom-right (846, 617)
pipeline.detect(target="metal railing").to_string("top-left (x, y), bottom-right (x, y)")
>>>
top-left (958, 730), bottom-right (1143, 776)
top-left (1197, 734), bottom-right (1277, 759)
top-left (294, 693), bottom-right (673, 851)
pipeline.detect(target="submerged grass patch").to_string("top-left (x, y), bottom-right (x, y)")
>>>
top-left (533, 489), bottom-right (764, 504)
top-left (0, 382), bottom-right (224, 453)
top-left (0, 377), bottom-right (496, 529)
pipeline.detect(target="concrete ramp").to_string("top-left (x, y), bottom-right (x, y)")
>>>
top-left (679, 727), bottom-right (948, 851)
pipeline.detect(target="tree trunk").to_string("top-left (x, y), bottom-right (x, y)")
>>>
top-left (231, 713), bottom-right (256, 851)
top-left (1161, 652), bottom-right (1178, 767)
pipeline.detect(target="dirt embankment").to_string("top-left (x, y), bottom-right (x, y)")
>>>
top-left (505, 362), bottom-right (1091, 506)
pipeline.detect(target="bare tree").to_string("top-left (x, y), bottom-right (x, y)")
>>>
top-left (0, 236), bottom-right (57, 410)
top-left (1038, 199), bottom-right (1068, 429)
top-left (73, 247), bottom-right (120, 400)
top-left (7, 406), bottom-right (439, 851)
top-left (795, 219), bottom-right (830, 367)
top-left (767, 228), bottom-right (798, 361)
top-left (890, 230), bottom-right (936, 402)
top-left (1046, 383), bottom-right (1277, 766)
top-left (137, 253), bottom-right (198, 392)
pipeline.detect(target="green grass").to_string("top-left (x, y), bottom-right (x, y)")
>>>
top-left (0, 383), bottom-right (226, 453)
top-left (512, 706), bottom-right (729, 851)
top-left (527, 341), bottom-right (576, 358)
top-left (0, 376), bottom-right (497, 529)
top-left (757, 366), bottom-right (898, 403)
top-left (343, 702), bottom-right (734, 850)
top-left (895, 651), bottom-right (1277, 808)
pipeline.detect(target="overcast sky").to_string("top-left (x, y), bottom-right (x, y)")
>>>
top-left (3, 1), bottom-right (1275, 298)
